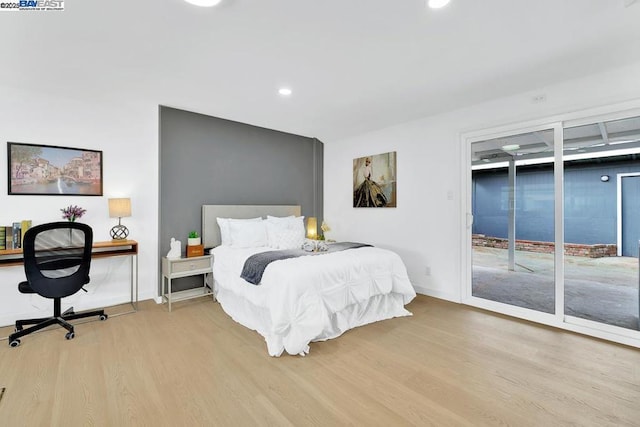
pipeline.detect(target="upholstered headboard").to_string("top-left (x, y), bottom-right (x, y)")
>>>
top-left (201, 204), bottom-right (301, 248)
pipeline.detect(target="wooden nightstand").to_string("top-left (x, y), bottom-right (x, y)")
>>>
top-left (161, 254), bottom-right (213, 312)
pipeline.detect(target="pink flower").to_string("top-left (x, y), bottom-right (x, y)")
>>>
top-left (60, 205), bottom-right (87, 222)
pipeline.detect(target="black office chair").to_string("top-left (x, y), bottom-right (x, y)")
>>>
top-left (8, 222), bottom-right (107, 348)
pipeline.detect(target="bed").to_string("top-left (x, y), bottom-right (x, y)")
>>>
top-left (203, 205), bottom-right (416, 357)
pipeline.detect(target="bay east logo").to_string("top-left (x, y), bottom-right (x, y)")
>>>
top-left (0, 0), bottom-right (64, 12)
top-left (0, 0), bottom-right (64, 11)
top-left (20, 0), bottom-right (63, 8)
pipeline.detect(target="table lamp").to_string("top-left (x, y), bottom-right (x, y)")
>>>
top-left (306, 217), bottom-right (318, 240)
top-left (108, 198), bottom-right (131, 240)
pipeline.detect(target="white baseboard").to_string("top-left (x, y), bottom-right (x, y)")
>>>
top-left (0, 290), bottom-right (157, 328)
top-left (413, 284), bottom-right (460, 303)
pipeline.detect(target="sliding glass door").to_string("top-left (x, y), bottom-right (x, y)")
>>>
top-left (466, 111), bottom-right (640, 346)
top-left (563, 115), bottom-right (640, 331)
top-left (470, 127), bottom-right (557, 316)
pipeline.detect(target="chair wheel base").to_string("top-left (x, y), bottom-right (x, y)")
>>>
top-left (99, 314), bottom-right (108, 321)
top-left (65, 331), bottom-right (75, 340)
top-left (9, 339), bottom-right (20, 348)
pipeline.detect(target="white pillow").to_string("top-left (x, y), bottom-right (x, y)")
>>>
top-left (277, 228), bottom-right (305, 250)
top-left (217, 217), bottom-right (261, 246)
top-left (266, 215), bottom-right (295, 222)
top-left (228, 218), bottom-right (268, 248)
top-left (266, 215), bottom-right (304, 232)
top-left (265, 216), bottom-right (292, 248)
top-left (289, 216), bottom-right (305, 241)
top-left (265, 215), bottom-right (305, 248)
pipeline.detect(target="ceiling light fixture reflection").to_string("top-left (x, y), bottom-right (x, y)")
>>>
top-left (184, 0), bottom-right (222, 7)
top-left (278, 88), bottom-right (292, 96)
top-left (501, 144), bottom-right (520, 151)
top-left (428, 0), bottom-right (451, 9)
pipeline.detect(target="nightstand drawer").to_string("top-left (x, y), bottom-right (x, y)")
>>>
top-left (171, 258), bottom-right (211, 273)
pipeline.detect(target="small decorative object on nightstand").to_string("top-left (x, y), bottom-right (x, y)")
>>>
top-left (186, 230), bottom-right (204, 257)
top-left (161, 254), bottom-right (214, 312)
top-left (321, 220), bottom-right (330, 239)
top-left (166, 237), bottom-right (181, 259)
top-left (186, 244), bottom-right (204, 257)
top-left (187, 230), bottom-right (201, 246)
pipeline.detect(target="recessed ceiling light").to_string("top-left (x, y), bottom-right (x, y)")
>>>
top-left (428, 0), bottom-right (450, 9)
top-left (184, 0), bottom-right (222, 7)
top-left (502, 144), bottom-right (520, 151)
top-left (278, 88), bottom-right (292, 96)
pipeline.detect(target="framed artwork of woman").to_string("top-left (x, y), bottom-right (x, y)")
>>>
top-left (353, 151), bottom-right (396, 208)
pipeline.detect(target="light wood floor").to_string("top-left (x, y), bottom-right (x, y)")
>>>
top-left (0, 295), bottom-right (639, 426)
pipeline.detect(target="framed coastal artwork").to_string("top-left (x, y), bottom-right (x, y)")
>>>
top-left (7, 142), bottom-right (103, 196)
top-left (353, 151), bottom-right (396, 208)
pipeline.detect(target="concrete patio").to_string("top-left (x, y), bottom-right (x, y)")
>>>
top-left (472, 246), bottom-right (640, 330)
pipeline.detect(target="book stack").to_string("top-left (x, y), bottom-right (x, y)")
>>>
top-left (0, 220), bottom-right (31, 250)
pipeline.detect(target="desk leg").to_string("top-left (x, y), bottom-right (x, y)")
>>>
top-left (104, 252), bottom-right (138, 318)
top-left (132, 254), bottom-right (138, 311)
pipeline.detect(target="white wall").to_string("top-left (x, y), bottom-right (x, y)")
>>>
top-left (324, 61), bottom-right (640, 302)
top-left (0, 85), bottom-right (159, 326)
top-left (3, 59), bottom-right (640, 327)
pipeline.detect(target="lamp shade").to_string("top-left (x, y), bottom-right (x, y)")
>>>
top-left (108, 198), bottom-right (131, 218)
top-left (306, 217), bottom-right (318, 240)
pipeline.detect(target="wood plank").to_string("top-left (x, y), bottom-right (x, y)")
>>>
top-left (0, 296), bottom-right (639, 426)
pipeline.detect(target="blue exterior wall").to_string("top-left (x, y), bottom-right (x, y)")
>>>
top-left (472, 159), bottom-right (640, 244)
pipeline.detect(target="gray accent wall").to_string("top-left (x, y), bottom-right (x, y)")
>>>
top-left (159, 106), bottom-right (323, 292)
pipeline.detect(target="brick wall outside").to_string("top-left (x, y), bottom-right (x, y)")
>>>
top-left (472, 235), bottom-right (617, 258)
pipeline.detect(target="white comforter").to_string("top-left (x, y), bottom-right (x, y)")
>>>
top-left (211, 245), bottom-right (416, 356)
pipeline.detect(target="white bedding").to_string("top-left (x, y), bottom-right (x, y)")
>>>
top-left (211, 244), bottom-right (416, 356)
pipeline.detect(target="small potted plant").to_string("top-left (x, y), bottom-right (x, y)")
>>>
top-left (187, 231), bottom-right (201, 246)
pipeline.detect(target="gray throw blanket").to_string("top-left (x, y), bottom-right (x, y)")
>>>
top-left (240, 242), bottom-right (372, 285)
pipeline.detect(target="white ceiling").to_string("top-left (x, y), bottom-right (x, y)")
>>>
top-left (2, 0), bottom-right (640, 141)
